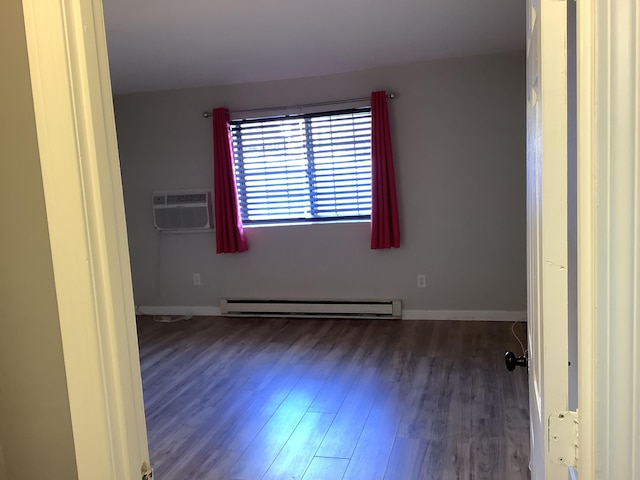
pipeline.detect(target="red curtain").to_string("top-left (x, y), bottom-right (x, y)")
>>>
top-left (212, 108), bottom-right (248, 253)
top-left (370, 91), bottom-right (400, 249)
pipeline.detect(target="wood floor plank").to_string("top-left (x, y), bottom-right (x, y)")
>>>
top-left (221, 363), bottom-right (306, 451)
top-left (341, 381), bottom-right (405, 480)
top-left (261, 412), bottom-right (334, 480)
top-left (301, 457), bottom-right (350, 480)
top-left (307, 362), bottom-right (359, 414)
top-left (382, 436), bottom-right (432, 480)
top-left (161, 448), bottom-right (242, 480)
top-left (227, 377), bottom-right (325, 480)
top-left (470, 417), bottom-right (503, 480)
top-left (152, 389), bottom-right (255, 475)
top-left (396, 364), bottom-right (452, 440)
top-left (503, 407), bottom-right (531, 479)
top-left (315, 367), bottom-right (379, 458)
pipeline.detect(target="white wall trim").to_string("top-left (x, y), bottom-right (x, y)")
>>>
top-left (137, 305), bottom-right (222, 316)
top-left (402, 310), bottom-right (527, 321)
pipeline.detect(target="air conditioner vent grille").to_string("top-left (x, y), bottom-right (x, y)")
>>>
top-left (152, 190), bottom-right (212, 231)
top-left (166, 193), bottom-right (208, 204)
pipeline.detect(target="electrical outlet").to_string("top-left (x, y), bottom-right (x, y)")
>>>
top-left (417, 274), bottom-right (426, 288)
top-left (193, 273), bottom-right (201, 286)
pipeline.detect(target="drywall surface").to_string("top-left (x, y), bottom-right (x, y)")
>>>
top-left (115, 52), bottom-right (526, 311)
top-left (0, 1), bottom-right (78, 478)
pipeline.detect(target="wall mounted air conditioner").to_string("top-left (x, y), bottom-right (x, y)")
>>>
top-left (152, 190), bottom-right (213, 231)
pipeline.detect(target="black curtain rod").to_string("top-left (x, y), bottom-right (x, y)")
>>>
top-left (201, 93), bottom-right (395, 118)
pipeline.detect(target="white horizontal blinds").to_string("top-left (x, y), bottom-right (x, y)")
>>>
top-left (310, 110), bottom-right (371, 218)
top-left (232, 117), bottom-right (310, 221)
top-left (231, 107), bottom-right (372, 224)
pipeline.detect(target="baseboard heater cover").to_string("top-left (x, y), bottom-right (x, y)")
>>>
top-left (220, 299), bottom-right (402, 319)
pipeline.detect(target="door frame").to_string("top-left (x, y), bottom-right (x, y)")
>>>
top-left (577, 0), bottom-right (640, 478)
top-left (21, 0), bottom-right (149, 478)
top-left (576, 0), bottom-right (597, 475)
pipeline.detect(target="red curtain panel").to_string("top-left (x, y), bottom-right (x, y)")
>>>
top-left (212, 108), bottom-right (248, 253)
top-left (370, 91), bottom-right (400, 249)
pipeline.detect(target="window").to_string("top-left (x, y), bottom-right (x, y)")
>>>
top-left (230, 107), bottom-right (372, 225)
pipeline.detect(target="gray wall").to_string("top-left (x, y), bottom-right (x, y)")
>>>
top-left (115, 52), bottom-right (526, 312)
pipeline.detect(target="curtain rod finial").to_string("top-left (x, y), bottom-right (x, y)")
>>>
top-left (203, 112), bottom-right (211, 118)
top-left (388, 93), bottom-right (395, 99)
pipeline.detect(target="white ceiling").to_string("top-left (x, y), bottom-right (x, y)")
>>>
top-left (102, 0), bottom-right (525, 95)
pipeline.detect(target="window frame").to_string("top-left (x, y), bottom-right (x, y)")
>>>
top-left (230, 106), bottom-right (372, 226)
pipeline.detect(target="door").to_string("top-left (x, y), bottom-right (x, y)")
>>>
top-left (526, 0), bottom-right (569, 479)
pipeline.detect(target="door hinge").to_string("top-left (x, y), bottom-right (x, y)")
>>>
top-left (548, 410), bottom-right (578, 467)
top-left (141, 461), bottom-right (153, 480)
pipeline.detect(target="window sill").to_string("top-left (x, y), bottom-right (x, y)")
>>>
top-left (243, 218), bottom-right (370, 229)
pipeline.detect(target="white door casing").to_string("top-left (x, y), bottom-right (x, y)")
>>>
top-left (577, 0), bottom-right (640, 478)
top-left (526, 0), bottom-right (570, 479)
top-left (20, 0), bottom-right (150, 478)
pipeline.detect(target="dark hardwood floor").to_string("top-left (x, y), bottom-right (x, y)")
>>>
top-left (137, 316), bottom-right (530, 480)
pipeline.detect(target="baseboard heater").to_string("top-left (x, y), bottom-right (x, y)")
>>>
top-left (220, 299), bottom-right (402, 319)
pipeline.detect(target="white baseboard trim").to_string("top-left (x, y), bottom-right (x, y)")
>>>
top-left (402, 310), bottom-right (527, 322)
top-left (136, 305), bottom-right (221, 316)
